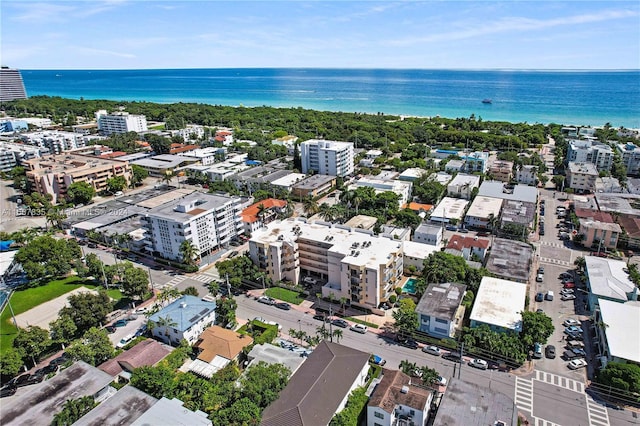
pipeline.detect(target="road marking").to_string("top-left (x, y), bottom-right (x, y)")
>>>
top-left (162, 275), bottom-right (187, 288)
top-left (189, 273), bottom-right (216, 283)
top-left (539, 257), bottom-right (572, 266)
top-left (586, 395), bottom-right (610, 426)
top-left (532, 418), bottom-right (562, 426)
top-left (535, 370), bottom-right (584, 393)
top-left (514, 377), bottom-right (534, 414)
top-left (540, 241), bottom-right (566, 249)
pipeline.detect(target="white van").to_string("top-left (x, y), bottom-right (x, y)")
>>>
top-left (116, 333), bottom-right (135, 349)
top-left (545, 290), bottom-right (554, 301)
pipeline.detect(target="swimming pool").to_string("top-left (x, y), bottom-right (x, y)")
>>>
top-left (402, 278), bottom-right (417, 294)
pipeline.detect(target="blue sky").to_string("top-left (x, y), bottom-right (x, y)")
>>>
top-left (2, 1), bottom-right (639, 69)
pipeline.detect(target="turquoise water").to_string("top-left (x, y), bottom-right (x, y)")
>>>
top-left (21, 68), bottom-right (640, 128)
top-left (403, 278), bottom-right (417, 294)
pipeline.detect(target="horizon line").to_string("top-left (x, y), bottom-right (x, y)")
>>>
top-left (14, 67), bottom-right (640, 72)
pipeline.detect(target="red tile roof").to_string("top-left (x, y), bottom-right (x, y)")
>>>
top-left (169, 144), bottom-right (199, 154)
top-left (368, 369), bottom-right (432, 414)
top-left (98, 339), bottom-right (171, 377)
top-left (99, 151), bottom-right (127, 158)
top-left (574, 208), bottom-right (614, 223)
top-left (401, 202), bottom-right (434, 212)
top-left (241, 198), bottom-right (287, 223)
top-left (446, 234), bottom-right (490, 250)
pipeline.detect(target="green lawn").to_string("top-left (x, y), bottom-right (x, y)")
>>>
top-left (0, 276), bottom-right (123, 353)
top-left (264, 287), bottom-right (305, 305)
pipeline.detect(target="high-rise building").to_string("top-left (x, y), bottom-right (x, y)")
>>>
top-left (95, 110), bottom-right (148, 135)
top-left (142, 192), bottom-right (244, 262)
top-left (300, 139), bottom-right (354, 177)
top-left (0, 67), bottom-right (28, 102)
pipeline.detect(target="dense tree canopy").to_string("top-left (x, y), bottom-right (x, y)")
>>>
top-left (58, 290), bottom-right (113, 334)
top-left (66, 327), bottom-right (115, 366)
top-left (66, 181), bottom-right (96, 205)
top-left (14, 236), bottom-right (81, 281)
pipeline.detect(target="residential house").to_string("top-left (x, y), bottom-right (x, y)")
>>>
top-left (578, 219), bottom-right (621, 250)
top-left (98, 339), bottom-right (172, 381)
top-left (566, 162), bottom-right (599, 193)
top-left (416, 282), bottom-right (467, 339)
top-left (617, 214), bottom-right (640, 249)
top-left (412, 223), bottom-right (443, 246)
top-left (291, 174), bottom-right (336, 199)
top-left (246, 344), bottom-right (306, 377)
top-left (469, 277), bottom-right (527, 333)
top-left (447, 174), bottom-right (481, 200)
top-left (73, 385), bottom-right (158, 426)
top-left (446, 235), bottom-right (490, 262)
top-left (489, 160), bottom-right (514, 182)
top-left (261, 341), bottom-right (370, 426)
top-left (148, 295), bottom-right (216, 346)
top-left (485, 238), bottom-right (533, 283)
top-left (464, 196), bottom-right (502, 229)
top-left (349, 177), bottom-right (412, 207)
top-left (398, 168), bottom-right (429, 182)
top-left (367, 370), bottom-right (433, 426)
top-left (131, 397), bottom-right (212, 426)
top-left (596, 176), bottom-right (623, 193)
top-left (401, 202), bottom-right (434, 219)
top-left (429, 197), bottom-right (469, 224)
top-left (516, 164), bottom-right (537, 185)
top-left (477, 180), bottom-right (538, 204)
top-left (500, 200), bottom-right (536, 230)
top-left (241, 198), bottom-right (288, 234)
top-left (189, 325), bottom-right (254, 378)
top-left (444, 159), bottom-right (465, 173)
top-left (402, 241), bottom-right (441, 275)
top-left (592, 300), bottom-right (640, 369)
top-left (584, 257), bottom-right (637, 311)
top-left (461, 151), bottom-right (490, 173)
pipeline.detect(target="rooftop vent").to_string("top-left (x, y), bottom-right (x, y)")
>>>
top-left (180, 302), bottom-right (187, 309)
top-left (400, 385), bottom-right (409, 394)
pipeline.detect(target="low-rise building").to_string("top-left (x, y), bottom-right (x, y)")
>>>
top-left (464, 196), bottom-right (503, 229)
top-left (402, 240), bottom-right (441, 275)
top-left (477, 180), bottom-right (538, 204)
top-left (500, 199), bottom-right (537, 230)
top-left (444, 159), bottom-right (465, 173)
top-left (20, 130), bottom-right (87, 154)
top-left (470, 277), bottom-right (527, 333)
top-left (516, 164), bottom-right (538, 185)
top-left (489, 160), bottom-right (514, 182)
top-left (484, 238), bottom-right (533, 283)
top-left (593, 300), bottom-right (640, 369)
top-left (446, 235), bottom-right (490, 262)
top-left (73, 385), bottom-right (158, 426)
top-left (344, 214), bottom-right (378, 231)
top-left (578, 219), bottom-right (621, 250)
top-left (178, 147), bottom-right (225, 166)
top-left (189, 325), bottom-right (254, 378)
top-left (24, 153), bottom-right (131, 204)
top-left (447, 173), bottom-right (480, 200)
top-left (412, 223), bottom-right (443, 246)
top-left (617, 142), bottom-right (640, 176)
top-left (430, 197), bottom-right (469, 224)
top-left (595, 176), bottom-right (623, 193)
top-left (566, 162), bottom-right (599, 193)
top-left (96, 110), bottom-right (148, 135)
top-left (131, 397), bottom-right (211, 426)
top-left (270, 172), bottom-right (307, 191)
top-left (428, 171), bottom-right (453, 185)
top-left (349, 177), bottom-right (412, 207)
top-left (241, 198), bottom-right (288, 234)
top-left (461, 151), bottom-right (490, 173)
top-left (131, 154), bottom-right (198, 178)
top-left (416, 282), bottom-right (466, 338)
top-left (261, 341), bottom-right (370, 426)
top-left (246, 343), bottom-right (306, 376)
top-left (584, 257), bottom-right (637, 311)
top-left (98, 339), bottom-right (172, 381)
top-left (271, 135), bottom-right (298, 155)
top-left (400, 202), bottom-right (434, 219)
top-left (367, 369), bottom-right (433, 426)
top-left (148, 295), bottom-right (216, 346)
top-left (291, 174), bottom-right (336, 199)
top-left (398, 167), bottom-right (429, 182)
top-left (0, 118), bottom-right (28, 133)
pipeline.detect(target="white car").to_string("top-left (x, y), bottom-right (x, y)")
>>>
top-left (433, 376), bottom-right (447, 386)
top-left (563, 318), bottom-right (580, 327)
top-left (568, 359), bottom-right (588, 370)
top-left (422, 345), bottom-right (441, 356)
top-left (468, 359), bottom-right (488, 370)
top-left (350, 323), bottom-right (368, 334)
top-left (561, 294), bottom-right (577, 301)
top-left (302, 276), bottom-right (317, 285)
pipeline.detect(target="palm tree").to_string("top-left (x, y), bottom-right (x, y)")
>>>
top-left (45, 208), bottom-right (66, 231)
top-left (339, 297), bottom-right (348, 315)
top-left (487, 213), bottom-right (499, 235)
top-left (159, 171), bottom-right (175, 187)
top-left (303, 197), bottom-right (319, 216)
top-left (256, 203), bottom-right (267, 227)
top-left (318, 203), bottom-right (334, 221)
top-left (574, 256), bottom-right (586, 272)
top-left (332, 329), bottom-right (343, 343)
top-left (179, 240), bottom-right (199, 265)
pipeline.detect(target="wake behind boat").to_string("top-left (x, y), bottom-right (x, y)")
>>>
top-left (482, 98), bottom-right (492, 104)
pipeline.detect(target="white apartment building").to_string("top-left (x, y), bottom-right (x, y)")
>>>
top-left (20, 130), bottom-right (87, 154)
top-left (148, 296), bottom-right (216, 346)
top-left (566, 162), bottom-right (599, 193)
top-left (249, 219), bottom-right (403, 310)
top-left (142, 192), bottom-right (243, 262)
top-left (0, 149), bottom-right (16, 173)
top-left (172, 125), bottom-right (205, 142)
top-left (300, 139), bottom-right (354, 177)
top-left (516, 164), bottom-right (538, 185)
top-left (177, 147), bottom-right (225, 166)
top-left (0, 142), bottom-right (48, 172)
top-left (567, 140), bottom-right (613, 171)
top-left (617, 142), bottom-right (640, 176)
top-left (95, 110), bottom-right (148, 136)
top-left (349, 177), bottom-right (412, 207)
top-left (0, 67), bottom-right (27, 102)
top-left (447, 173), bottom-right (480, 200)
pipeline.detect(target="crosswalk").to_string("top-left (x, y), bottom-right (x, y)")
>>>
top-left (515, 371), bottom-right (611, 426)
top-left (539, 257), bottom-right (572, 266)
top-left (158, 272), bottom-right (218, 289)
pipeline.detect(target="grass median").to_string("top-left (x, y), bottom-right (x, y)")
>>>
top-left (264, 287), bottom-right (305, 305)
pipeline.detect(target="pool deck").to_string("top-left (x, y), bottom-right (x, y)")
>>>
top-left (400, 276), bottom-right (417, 294)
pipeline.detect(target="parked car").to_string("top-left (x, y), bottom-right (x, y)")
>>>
top-left (113, 319), bottom-right (128, 327)
top-left (545, 345), bottom-right (556, 359)
top-left (560, 289), bottom-right (574, 296)
top-left (228, 251), bottom-right (238, 258)
top-left (536, 273), bottom-right (544, 282)
top-left (565, 325), bottom-right (582, 334)
top-left (0, 386), bottom-right (17, 398)
top-left (459, 228), bottom-right (469, 233)
top-left (445, 225), bottom-right (458, 231)
top-left (565, 330), bottom-right (584, 341)
top-left (313, 314), bottom-right (330, 322)
top-left (302, 276), bottom-right (318, 285)
top-left (535, 292), bottom-right (544, 302)
top-left (568, 359), bottom-right (588, 370)
top-left (468, 359), bottom-right (489, 370)
top-left (87, 242), bottom-right (98, 249)
top-left (561, 294), bottom-right (576, 301)
top-left (371, 355), bottom-right (386, 366)
top-left (563, 349), bottom-right (585, 361)
top-left (563, 282), bottom-right (576, 289)
top-left (477, 232), bottom-right (489, 237)
top-left (559, 272), bottom-right (573, 279)
top-left (422, 345), bottom-right (441, 356)
top-left (433, 376), bottom-right (447, 386)
top-left (275, 302), bottom-right (291, 310)
top-left (332, 319), bottom-right (348, 328)
top-left (567, 340), bottom-right (585, 350)
top-left (533, 343), bottom-right (543, 359)
top-left (563, 318), bottom-right (580, 327)
top-left (257, 296), bottom-right (276, 305)
top-left (537, 267), bottom-right (545, 274)
top-left (350, 323), bottom-right (368, 334)
top-left (545, 291), bottom-right (554, 301)
top-left (105, 325), bottom-right (116, 333)
top-left (396, 337), bottom-right (419, 349)
top-left (442, 352), bottom-right (462, 362)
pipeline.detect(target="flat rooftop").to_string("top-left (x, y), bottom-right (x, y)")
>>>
top-left (466, 196), bottom-right (503, 219)
top-left (485, 238), bottom-right (533, 282)
top-left (470, 277), bottom-right (527, 332)
top-left (402, 240), bottom-right (441, 260)
top-left (24, 153), bottom-right (128, 174)
top-left (448, 173), bottom-right (480, 188)
top-left (145, 192), bottom-right (239, 222)
top-left (416, 282), bottom-right (467, 322)
top-left (1, 361), bottom-right (113, 426)
top-left (292, 174), bottom-right (336, 191)
top-left (585, 257), bottom-right (635, 301)
top-left (252, 219), bottom-right (402, 268)
top-left (431, 197), bottom-right (469, 221)
top-left (73, 385), bottom-right (158, 426)
top-left (598, 300), bottom-right (640, 364)
top-left (247, 343), bottom-right (306, 375)
top-left (477, 180), bottom-right (538, 204)
top-left (501, 200), bottom-right (536, 225)
top-left (271, 172), bottom-right (307, 187)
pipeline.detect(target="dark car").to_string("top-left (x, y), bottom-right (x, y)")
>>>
top-left (12, 374), bottom-right (32, 388)
top-left (313, 314), bottom-right (330, 322)
top-left (563, 349), bottom-right (585, 360)
top-left (113, 319), bottom-right (128, 327)
top-left (445, 225), bottom-right (458, 231)
top-left (477, 232), bottom-right (490, 237)
top-left (228, 251), bottom-right (239, 258)
top-left (396, 337), bottom-right (419, 350)
top-left (331, 319), bottom-right (349, 328)
top-left (275, 302), bottom-right (291, 310)
top-left (49, 354), bottom-right (70, 367)
top-left (87, 242), bottom-right (98, 249)
top-left (442, 352), bottom-right (462, 362)
top-left (458, 228), bottom-right (469, 234)
top-left (106, 325), bottom-right (117, 333)
top-left (545, 345), bottom-right (556, 359)
top-left (77, 240), bottom-right (87, 246)
top-left (0, 386), bottom-right (17, 398)
top-left (535, 292), bottom-right (544, 302)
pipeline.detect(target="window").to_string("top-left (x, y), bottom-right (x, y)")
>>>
top-left (435, 317), bottom-right (448, 324)
top-left (374, 412), bottom-right (384, 419)
top-left (410, 410), bottom-right (415, 416)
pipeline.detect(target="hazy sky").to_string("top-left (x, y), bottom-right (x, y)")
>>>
top-left (2, 1), bottom-right (639, 69)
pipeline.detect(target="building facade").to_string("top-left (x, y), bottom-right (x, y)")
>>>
top-left (96, 110), bottom-right (148, 135)
top-left (24, 154), bottom-right (131, 204)
top-left (489, 160), bottom-right (514, 182)
top-left (0, 67), bottom-right (27, 102)
top-left (416, 282), bottom-right (466, 339)
top-left (300, 139), bottom-right (354, 177)
top-left (617, 142), bottom-right (640, 176)
top-left (447, 173), bottom-right (480, 200)
top-left (148, 296), bottom-right (216, 346)
top-left (142, 192), bottom-right (244, 262)
top-left (567, 140), bottom-right (613, 171)
top-left (516, 165), bottom-right (538, 185)
top-left (566, 162), bottom-right (599, 193)
top-left (249, 219), bottom-right (403, 310)
top-left (578, 219), bottom-right (621, 250)
top-left (21, 130), bottom-right (87, 154)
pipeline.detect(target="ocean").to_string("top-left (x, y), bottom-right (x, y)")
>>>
top-left (21, 68), bottom-right (640, 128)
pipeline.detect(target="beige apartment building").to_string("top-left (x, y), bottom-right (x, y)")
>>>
top-left (489, 160), bottom-right (514, 182)
top-left (24, 154), bottom-right (132, 204)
